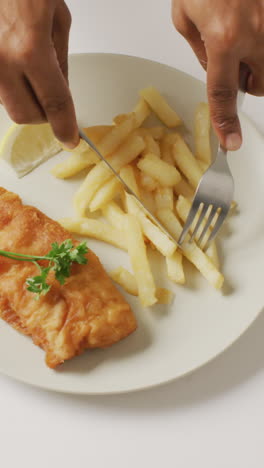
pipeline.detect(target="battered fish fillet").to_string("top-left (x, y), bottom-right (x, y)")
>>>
top-left (0, 187), bottom-right (137, 368)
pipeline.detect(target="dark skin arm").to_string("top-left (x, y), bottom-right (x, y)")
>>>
top-left (172, 0), bottom-right (264, 150)
top-left (0, 0), bottom-right (79, 148)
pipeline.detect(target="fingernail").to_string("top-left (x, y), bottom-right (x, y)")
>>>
top-left (225, 133), bottom-right (242, 151)
top-left (64, 136), bottom-right (80, 150)
top-left (64, 141), bottom-right (77, 150)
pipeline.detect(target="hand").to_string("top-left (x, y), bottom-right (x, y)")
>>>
top-left (0, 0), bottom-right (79, 148)
top-left (172, 0), bottom-right (263, 151)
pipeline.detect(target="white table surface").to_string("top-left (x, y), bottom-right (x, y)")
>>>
top-left (1, 1), bottom-right (264, 467)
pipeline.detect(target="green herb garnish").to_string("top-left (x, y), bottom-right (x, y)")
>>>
top-left (0, 239), bottom-right (88, 299)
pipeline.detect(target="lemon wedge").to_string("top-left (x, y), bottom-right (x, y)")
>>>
top-left (0, 123), bottom-right (61, 178)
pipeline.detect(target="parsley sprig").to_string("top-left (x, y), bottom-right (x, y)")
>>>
top-left (0, 239), bottom-right (88, 299)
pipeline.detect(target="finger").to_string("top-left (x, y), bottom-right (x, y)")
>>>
top-left (185, 27), bottom-right (207, 70)
top-left (172, 8), bottom-right (207, 69)
top-left (52, 1), bottom-right (71, 83)
top-left (0, 72), bottom-right (45, 124)
top-left (26, 49), bottom-right (79, 148)
top-left (207, 52), bottom-right (241, 151)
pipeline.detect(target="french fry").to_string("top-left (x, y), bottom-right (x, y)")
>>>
top-left (126, 214), bottom-right (157, 307)
top-left (138, 153), bottom-right (181, 187)
top-left (140, 189), bottom-right (156, 213)
top-left (166, 251), bottom-right (185, 285)
top-left (139, 172), bottom-right (159, 192)
top-left (119, 189), bottom-right (127, 212)
top-left (155, 187), bottom-right (174, 211)
top-left (126, 194), bottom-right (177, 257)
top-left (206, 241), bottom-right (220, 269)
top-left (198, 160), bottom-right (209, 172)
top-left (156, 288), bottom-right (174, 305)
top-left (51, 126), bottom-right (111, 179)
top-left (183, 242), bottom-right (224, 289)
top-left (98, 113), bottom-right (138, 156)
top-left (102, 201), bottom-right (127, 230)
top-left (160, 135), bottom-right (175, 165)
top-left (176, 195), bottom-right (219, 247)
top-left (172, 134), bottom-right (203, 188)
top-left (56, 86), bottom-right (231, 311)
top-left (109, 267), bottom-right (138, 296)
top-left (51, 153), bottom-right (96, 179)
top-left (174, 178), bottom-right (194, 199)
top-left (110, 267), bottom-right (173, 304)
top-left (83, 125), bottom-right (113, 142)
top-left (113, 101), bottom-right (150, 127)
top-left (176, 195), bottom-right (204, 236)
top-left (52, 114), bottom-right (138, 179)
top-left (120, 165), bottom-right (140, 198)
top-left (133, 127), bottom-right (149, 138)
top-left (157, 209), bottom-right (224, 289)
top-left (195, 102), bottom-right (211, 164)
top-left (133, 99), bottom-right (151, 127)
top-left (176, 195), bottom-right (194, 219)
top-left (58, 125), bottom-right (112, 153)
top-left (140, 87), bottom-right (182, 128)
top-left (113, 113), bottom-right (132, 125)
top-left (142, 134), bottom-right (161, 157)
top-left (89, 177), bottom-right (122, 212)
top-left (74, 135), bottom-right (145, 216)
top-left (59, 217), bottom-right (127, 251)
top-left (148, 126), bottom-right (166, 141)
top-left (162, 133), bottom-right (178, 145)
top-left (113, 99), bottom-right (151, 133)
top-left (157, 206), bottom-right (189, 241)
top-left (132, 164), bottom-right (142, 182)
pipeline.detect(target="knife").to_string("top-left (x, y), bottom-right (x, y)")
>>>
top-left (79, 128), bottom-right (178, 245)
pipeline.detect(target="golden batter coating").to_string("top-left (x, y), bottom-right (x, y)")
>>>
top-left (0, 188), bottom-right (137, 368)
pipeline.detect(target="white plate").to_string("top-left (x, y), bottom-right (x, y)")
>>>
top-left (0, 53), bottom-right (264, 395)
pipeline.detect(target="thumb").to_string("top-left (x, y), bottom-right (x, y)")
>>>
top-left (207, 53), bottom-right (241, 151)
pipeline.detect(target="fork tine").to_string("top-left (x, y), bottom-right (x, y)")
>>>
top-left (189, 203), bottom-right (209, 242)
top-left (178, 200), bottom-right (200, 245)
top-left (197, 206), bottom-right (219, 246)
top-left (205, 209), bottom-right (228, 245)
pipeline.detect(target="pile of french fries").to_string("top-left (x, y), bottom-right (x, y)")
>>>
top-left (52, 86), bottom-right (231, 308)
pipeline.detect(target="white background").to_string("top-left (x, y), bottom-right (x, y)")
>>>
top-left (1, 1), bottom-right (264, 467)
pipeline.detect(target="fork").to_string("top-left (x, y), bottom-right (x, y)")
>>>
top-left (178, 72), bottom-right (248, 249)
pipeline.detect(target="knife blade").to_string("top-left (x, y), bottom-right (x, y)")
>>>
top-left (79, 128), bottom-right (178, 245)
